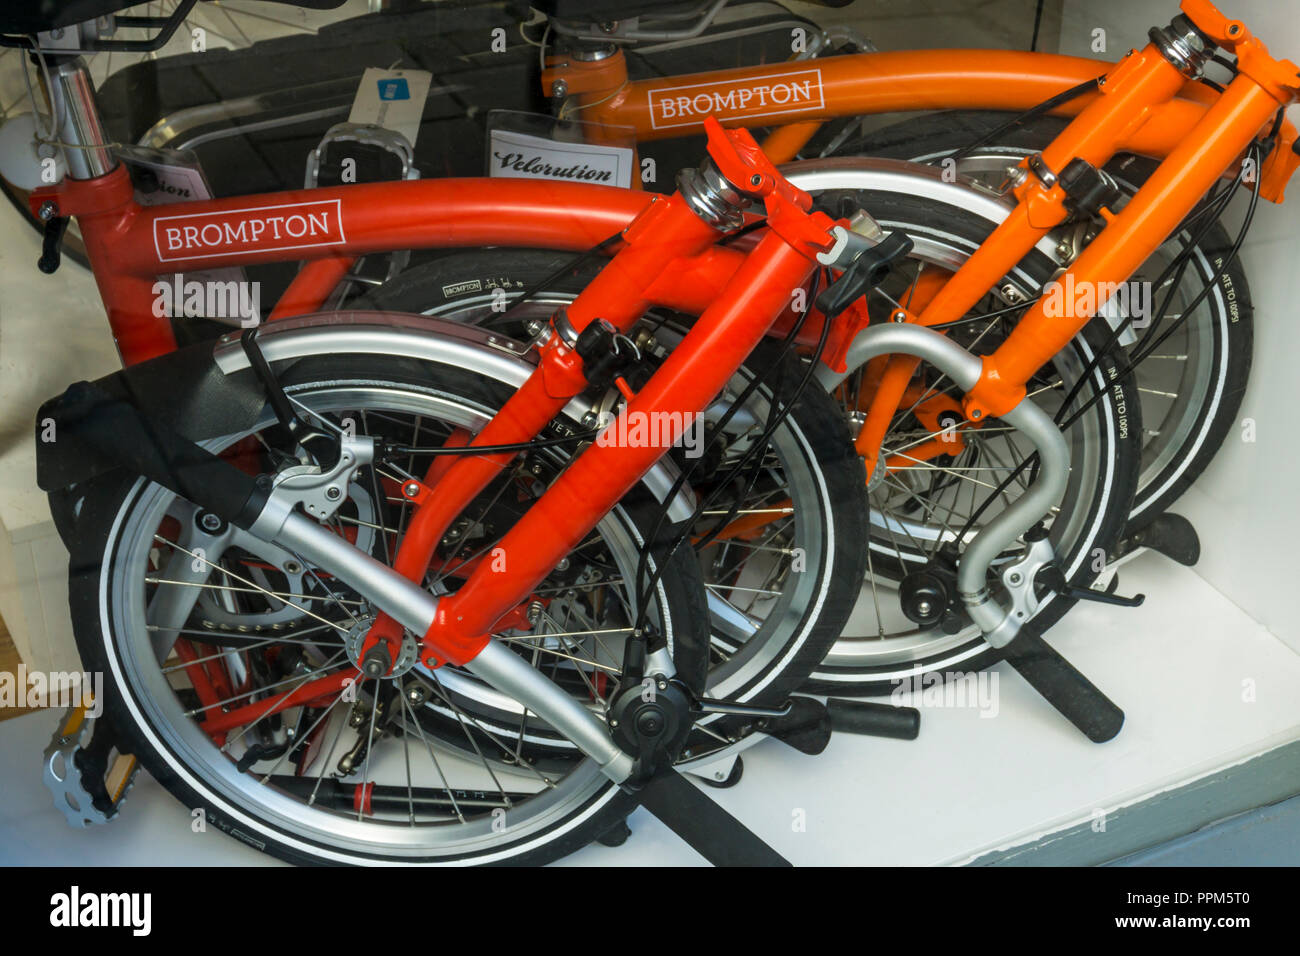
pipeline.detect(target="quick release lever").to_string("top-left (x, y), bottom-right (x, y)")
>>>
top-left (814, 230), bottom-right (914, 320)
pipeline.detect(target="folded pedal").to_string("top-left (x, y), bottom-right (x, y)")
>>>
top-left (42, 701), bottom-right (140, 828)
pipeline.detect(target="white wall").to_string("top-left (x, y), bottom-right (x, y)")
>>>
top-left (1060, 0), bottom-right (1300, 650)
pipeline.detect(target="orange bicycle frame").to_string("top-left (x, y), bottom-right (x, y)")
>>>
top-left (543, 27), bottom-right (1298, 197)
top-left (545, 1), bottom-right (1300, 483)
top-left (917, 0), bottom-right (1298, 423)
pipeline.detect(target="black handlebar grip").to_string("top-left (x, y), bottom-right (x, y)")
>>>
top-left (1000, 621), bottom-right (1124, 743)
top-left (826, 698), bottom-right (920, 740)
top-left (61, 381), bottom-right (268, 529)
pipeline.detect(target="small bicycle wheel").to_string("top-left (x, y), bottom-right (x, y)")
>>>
top-left (835, 110), bottom-right (1251, 529)
top-left (65, 351), bottom-right (706, 865)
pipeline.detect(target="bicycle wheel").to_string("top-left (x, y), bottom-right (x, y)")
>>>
top-left (353, 249), bottom-right (869, 734)
top-left (800, 187), bottom-right (1142, 694)
top-left (64, 351), bottom-right (707, 865)
top-left (835, 110), bottom-right (1252, 530)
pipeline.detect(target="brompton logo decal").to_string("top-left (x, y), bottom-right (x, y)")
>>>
top-left (441, 279), bottom-right (483, 297)
top-left (153, 198), bottom-right (346, 262)
top-left (647, 69), bottom-right (824, 130)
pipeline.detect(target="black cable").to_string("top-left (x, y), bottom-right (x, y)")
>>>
top-left (1055, 141), bottom-right (1256, 425)
top-left (1029, 0), bottom-right (1045, 52)
top-left (947, 77), bottom-right (1103, 165)
top-left (384, 427), bottom-right (600, 458)
top-left (629, 275), bottom-right (816, 634)
top-left (631, 267), bottom-right (828, 635)
top-left (1211, 53), bottom-right (1239, 75)
top-left (1123, 147), bottom-right (1260, 370)
top-left (494, 231), bottom-right (625, 327)
top-left (636, 269), bottom-right (831, 628)
top-left (494, 215), bottom-right (769, 334)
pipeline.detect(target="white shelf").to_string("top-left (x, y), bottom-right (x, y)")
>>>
top-left (4, 551), bottom-right (1298, 866)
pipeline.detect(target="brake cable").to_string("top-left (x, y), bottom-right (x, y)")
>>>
top-left (947, 77), bottom-right (1103, 166)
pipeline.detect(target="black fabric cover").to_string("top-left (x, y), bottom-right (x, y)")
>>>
top-left (36, 340), bottom-right (266, 491)
top-left (0, 1), bottom-right (348, 37)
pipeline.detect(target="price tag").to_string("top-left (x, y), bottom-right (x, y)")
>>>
top-left (348, 68), bottom-right (433, 147)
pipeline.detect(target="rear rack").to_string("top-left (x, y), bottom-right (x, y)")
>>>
top-left (0, 0), bottom-right (197, 54)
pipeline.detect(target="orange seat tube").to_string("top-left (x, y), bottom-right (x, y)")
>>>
top-left (761, 121), bottom-right (822, 163)
top-left (854, 354), bottom-right (918, 473)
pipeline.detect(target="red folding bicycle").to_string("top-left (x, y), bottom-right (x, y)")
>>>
top-left (9, 0), bottom-right (1298, 865)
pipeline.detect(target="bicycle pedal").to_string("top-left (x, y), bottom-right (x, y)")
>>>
top-left (825, 698), bottom-right (921, 740)
top-left (42, 701), bottom-right (140, 828)
top-left (757, 696), bottom-right (831, 755)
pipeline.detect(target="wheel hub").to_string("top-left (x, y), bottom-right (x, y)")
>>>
top-left (345, 617), bottom-right (419, 679)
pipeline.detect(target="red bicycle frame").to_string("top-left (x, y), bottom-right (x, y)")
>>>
top-left (26, 0), bottom-right (1300, 736)
top-left (197, 120), bottom-right (842, 735)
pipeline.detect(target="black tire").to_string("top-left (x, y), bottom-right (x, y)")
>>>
top-left (63, 352), bottom-right (707, 866)
top-left (794, 187), bottom-right (1142, 694)
top-left (354, 250), bottom-right (870, 715)
top-left (837, 109), bottom-right (1253, 530)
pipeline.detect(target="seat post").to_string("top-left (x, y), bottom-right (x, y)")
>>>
top-left (43, 54), bottom-right (116, 179)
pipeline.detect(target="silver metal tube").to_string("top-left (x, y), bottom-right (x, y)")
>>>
top-left (466, 642), bottom-right (634, 782)
top-left (816, 322), bottom-right (1071, 648)
top-left (958, 397), bottom-right (1069, 646)
top-left (270, 511), bottom-right (633, 782)
top-left (272, 512), bottom-right (439, 635)
top-left (48, 57), bottom-right (114, 179)
top-left (816, 322), bottom-right (984, 393)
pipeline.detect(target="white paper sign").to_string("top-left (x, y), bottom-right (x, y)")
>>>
top-left (487, 128), bottom-right (633, 188)
top-left (347, 68), bottom-right (433, 148)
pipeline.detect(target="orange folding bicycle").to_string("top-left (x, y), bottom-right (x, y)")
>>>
top-left (519, 0), bottom-right (1276, 543)
top-left (389, 0), bottom-right (1297, 691)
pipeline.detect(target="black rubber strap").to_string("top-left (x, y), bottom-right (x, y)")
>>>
top-left (1000, 621), bottom-right (1124, 743)
top-left (636, 768), bottom-right (791, 867)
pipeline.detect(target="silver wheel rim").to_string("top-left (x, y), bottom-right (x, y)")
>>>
top-left (100, 380), bottom-right (671, 860)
